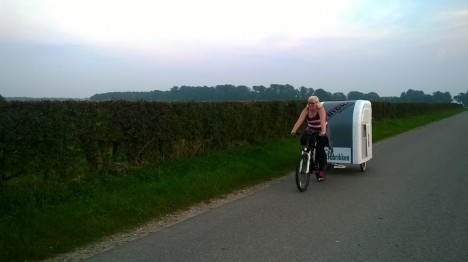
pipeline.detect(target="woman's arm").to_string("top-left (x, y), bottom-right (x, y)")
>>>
top-left (291, 108), bottom-right (308, 134)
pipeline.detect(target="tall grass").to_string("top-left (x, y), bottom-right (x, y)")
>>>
top-left (0, 108), bottom-right (465, 261)
top-left (1, 140), bottom-right (299, 261)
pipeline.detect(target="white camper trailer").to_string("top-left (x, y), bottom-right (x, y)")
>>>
top-left (322, 100), bottom-right (372, 171)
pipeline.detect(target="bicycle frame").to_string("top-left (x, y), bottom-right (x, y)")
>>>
top-left (295, 131), bottom-right (319, 192)
top-left (301, 145), bottom-right (314, 174)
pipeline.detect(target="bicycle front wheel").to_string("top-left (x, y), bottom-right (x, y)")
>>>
top-left (295, 154), bottom-right (311, 192)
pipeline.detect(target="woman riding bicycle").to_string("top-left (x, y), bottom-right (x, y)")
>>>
top-left (291, 96), bottom-right (330, 181)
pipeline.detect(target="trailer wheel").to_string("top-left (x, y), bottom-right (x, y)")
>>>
top-left (360, 162), bottom-right (367, 172)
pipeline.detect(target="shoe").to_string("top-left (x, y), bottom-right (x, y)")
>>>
top-left (317, 170), bottom-right (325, 182)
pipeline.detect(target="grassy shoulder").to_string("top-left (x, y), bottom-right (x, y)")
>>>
top-left (0, 108), bottom-right (465, 261)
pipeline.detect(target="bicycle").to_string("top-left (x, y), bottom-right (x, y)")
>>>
top-left (293, 131), bottom-right (324, 192)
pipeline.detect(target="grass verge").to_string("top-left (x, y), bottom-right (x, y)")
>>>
top-left (0, 108), bottom-right (465, 261)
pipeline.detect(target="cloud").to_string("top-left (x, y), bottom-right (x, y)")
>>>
top-left (437, 48), bottom-right (447, 60)
top-left (435, 8), bottom-right (468, 37)
top-left (1, 1), bottom-right (360, 49)
top-left (1, 0), bottom-right (467, 98)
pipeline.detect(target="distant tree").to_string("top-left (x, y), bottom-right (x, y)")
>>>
top-left (263, 85), bottom-right (280, 99)
top-left (89, 91), bottom-right (148, 101)
top-left (347, 91), bottom-right (365, 100)
top-left (252, 85), bottom-right (267, 100)
top-left (432, 91), bottom-right (452, 103)
top-left (363, 92), bottom-right (380, 101)
top-left (237, 85), bottom-right (252, 98)
top-left (298, 86), bottom-right (314, 99)
top-left (215, 84), bottom-right (236, 94)
top-left (314, 88), bottom-right (333, 101)
top-left (177, 85), bottom-right (195, 100)
top-left (146, 90), bottom-right (165, 100)
top-left (280, 84), bottom-right (297, 99)
top-left (252, 85), bottom-right (266, 93)
top-left (454, 91), bottom-right (468, 107)
top-left (267, 84), bottom-right (297, 100)
top-left (331, 92), bottom-right (347, 101)
top-left (380, 96), bottom-right (400, 102)
top-left (196, 86), bottom-right (213, 100)
top-left (0, 94), bottom-right (5, 103)
top-left (88, 84), bottom-right (459, 104)
top-left (400, 89), bottom-right (430, 102)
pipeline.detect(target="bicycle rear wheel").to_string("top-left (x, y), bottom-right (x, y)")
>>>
top-left (295, 154), bottom-right (311, 192)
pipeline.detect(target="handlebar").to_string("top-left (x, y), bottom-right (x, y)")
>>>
top-left (291, 130), bottom-right (319, 136)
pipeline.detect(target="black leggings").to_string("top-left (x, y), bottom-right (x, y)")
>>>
top-left (315, 135), bottom-right (328, 171)
top-left (300, 132), bottom-right (328, 171)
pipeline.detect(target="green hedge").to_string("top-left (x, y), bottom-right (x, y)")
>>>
top-left (0, 100), bottom-right (303, 184)
top-left (371, 101), bottom-right (459, 120)
top-left (0, 100), bottom-right (460, 185)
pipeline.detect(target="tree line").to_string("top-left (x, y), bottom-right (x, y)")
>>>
top-left (2, 85), bottom-right (467, 106)
top-left (87, 84), bottom-right (467, 106)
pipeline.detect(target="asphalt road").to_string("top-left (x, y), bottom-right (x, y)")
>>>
top-left (88, 112), bottom-right (468, 262)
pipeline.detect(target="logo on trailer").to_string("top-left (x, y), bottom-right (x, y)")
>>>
top-left (326, 102), bottom-right (354, 120)
top-left (326, 147), bottom-right (351, 163)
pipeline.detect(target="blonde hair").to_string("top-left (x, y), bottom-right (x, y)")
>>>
top-left (308, 96), bottom-right (322, 108)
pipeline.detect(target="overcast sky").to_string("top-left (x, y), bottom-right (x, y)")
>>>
top-left (1, 0), bottom-right (467, 98)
